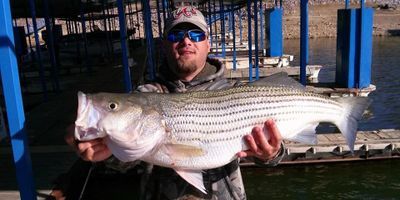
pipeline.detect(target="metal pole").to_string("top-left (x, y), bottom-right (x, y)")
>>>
top-left (300, 0), bottom-right (309, 85)
top-left (239, 8), bottom-right (243, 44)
top-left (28, 0), bottom-right (47, 100)
top-left (0, 0), bottom-right (37, 199)
top-left (345, 0), bottom-right (350, 9)
top-left (117, 0), bottom-right (133, 92)
top-left (25, 17), bottom-right (35, 62)
top-left (219, 0), bottom-right (226, 57)
top-left (79, 1), bottom-right (91, 72)
top-left (259, 0), bottom-right (264, 52)
top-left (43, 0), bottom-right (60, 92)
top-left (213, 0), bottom-right (218, 54)
top-left (231, 0), bottom-right (236, 70)
top-left (142, 0), bottom-right (156, 81)
top-left (247, 0), bottom-right (253, 82)
top-left (208, 0), bottom-right (213, 48)
top-left (253, 0), bottom-right (259, 80)
top-left (161, 0), bottom-right (167, 24)
top-left (360, 0), bottom-right (365, 8)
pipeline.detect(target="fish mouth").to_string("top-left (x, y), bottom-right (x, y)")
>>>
top-left (75, 126), bottom-right (104, 141)
top-left (74, 91), bottom-right (105, 141)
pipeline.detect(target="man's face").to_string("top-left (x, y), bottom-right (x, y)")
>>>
top-left (163, 23), bottom-right (210, 80)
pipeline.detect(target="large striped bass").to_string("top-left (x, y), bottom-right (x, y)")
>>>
top-left (74, 75), bottom-right (370, 193)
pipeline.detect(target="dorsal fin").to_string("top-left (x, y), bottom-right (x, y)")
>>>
top-left (248, 72), bottom-right (305, 91)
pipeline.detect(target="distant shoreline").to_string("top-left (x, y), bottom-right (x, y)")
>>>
top-left (281, 3), bottom-right (400, 39)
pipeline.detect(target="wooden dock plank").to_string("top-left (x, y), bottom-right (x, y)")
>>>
top-left (280, 129), bottom-right (400, 162)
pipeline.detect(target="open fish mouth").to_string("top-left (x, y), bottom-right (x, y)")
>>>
top-left (74, 91), bottom-right (105, 141)
top-left (75, 126), bottom-right (102, 141)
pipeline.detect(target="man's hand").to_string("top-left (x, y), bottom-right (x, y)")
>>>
top-left (65, 125), bottom-right (112, 162)
top-left (237, 119), bottom-right (283, 160)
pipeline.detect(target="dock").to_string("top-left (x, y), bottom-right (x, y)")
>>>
top-left (241, 129), bottom-right (400, 166)
top-left (224, 65), bottom-right (322, 82)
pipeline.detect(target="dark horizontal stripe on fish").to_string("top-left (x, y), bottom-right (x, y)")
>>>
top-left (163, 100), bottom-right (341, 119)
top-left (169, 108), bottom-right (341, 127)
top-left (169, 110), bottom-right (339, 140)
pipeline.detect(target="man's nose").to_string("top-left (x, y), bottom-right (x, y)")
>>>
top-left (179, 36), bottom-right (193, 46)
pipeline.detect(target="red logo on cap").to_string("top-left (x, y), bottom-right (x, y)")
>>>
top-left (174, 6), bottom-right (198, 19)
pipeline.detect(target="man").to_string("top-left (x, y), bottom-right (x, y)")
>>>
top-left (57, 6), bottom-right (284, 200)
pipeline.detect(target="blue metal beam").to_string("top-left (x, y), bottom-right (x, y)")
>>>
top-left (247, 0), bottom-right (253, 82)
top-left (213, 0), bottom-right (218, 54)
top-left (79, 1), bottom-right (91, 72)
top-left (142, 0), bottom-right (156, 81)
top-left (117, 0), bottom-right (133, 92)
top-left (239, 9), bottom-right (243, 43)
top-left (28, 0), bottom-right (47, 100)
top-left (219, 0), bottom-right (226, 57)
top-left (259, 0), bottom-right (264, 52)
top-left (0, 0), bottom-right (37, 199)
top-left (254, 0), bottom-right (259, 80)
top-left (300, 0), bottom-right (309, 85)
top-left (43, 0), bottom-right (60, 92)
top-left (231, 0), bottom-right (237, 70)
top-left (208, 0), bottom-right (213, 47)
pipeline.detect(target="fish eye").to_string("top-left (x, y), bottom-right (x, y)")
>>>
top-left (108, 102), bottom-right (118, 110)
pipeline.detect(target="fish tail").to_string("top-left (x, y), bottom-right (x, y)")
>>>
top-left (336, 97), bottom-right (372, 152)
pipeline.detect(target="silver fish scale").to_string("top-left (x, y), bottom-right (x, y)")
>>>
top-left (159, 86), bottom-right (343, 144)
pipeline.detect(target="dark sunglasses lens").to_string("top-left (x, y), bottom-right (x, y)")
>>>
top-left (188, 31), bottom-right (206, 42)
top-left (167, 30), bottom-right (206, 43)
top-left (167, 30), bottom-right (185, 42)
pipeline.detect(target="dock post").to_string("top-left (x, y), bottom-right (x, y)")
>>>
top-left (117, 0), bottom-right (133, 91)
top-left (208, 0), bottom-right (213, 48)
top-left (28, 0), bottom-right (48, 100)
top-left (300, 0), bottom-right (309, 85)
top-left (246, 0), bottom-right (253, 82)
top-left (43, 0), bottom-right (60, 92)
top-left (335, 1), bottom-right (373, 88)
top-left (0, 0), bottom-right (37, 199)
top-left (141, 0), bottom-right (156, 82)
top-left (265, 6), bottom-right (283, 57)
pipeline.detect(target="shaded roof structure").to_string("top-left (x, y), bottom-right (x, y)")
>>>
top-left (10, 0), bottom-right (248, 18)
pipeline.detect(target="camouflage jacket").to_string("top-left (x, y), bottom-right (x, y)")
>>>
top-left (102, 57), bottom-right (284, 200)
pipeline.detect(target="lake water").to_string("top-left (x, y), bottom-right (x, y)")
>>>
top-left (243, 37), bottom-right (400, 199)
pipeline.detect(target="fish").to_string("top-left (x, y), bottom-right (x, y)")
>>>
top-left (74, 74), bottom-right (371, 193)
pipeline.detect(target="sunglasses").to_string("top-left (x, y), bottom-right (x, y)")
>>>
top-left (166, 29), bottom-right (207, 43)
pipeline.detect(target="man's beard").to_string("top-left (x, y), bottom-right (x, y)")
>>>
top-left (174, 59), bottom-right (198, 75)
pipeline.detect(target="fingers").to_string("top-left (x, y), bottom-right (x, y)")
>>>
top-left (237, 119), bottom-right (283, 160)
top-left (265, 119), bottom-right (282, 148)
top-left (64, 124), bottom-right (111, 162)
top-left (78, 139), bottom-right (111, 162)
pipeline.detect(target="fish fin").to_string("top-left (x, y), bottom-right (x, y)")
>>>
top-left (335, 97), bottom-right (372, 152)
top-left (175, 169), bottom-right (206, 194)
top-left (248, 72), bottom-right (305, 91)
top-left (291, 123), bottom-right (319, 145)
top-left (163, 143), bottom-right (206, 159)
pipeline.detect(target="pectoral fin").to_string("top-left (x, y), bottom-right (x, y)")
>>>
top-left (175, 169), bottom-right (206, 194)
top-left (163, 143), bottom-right (206, 159)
